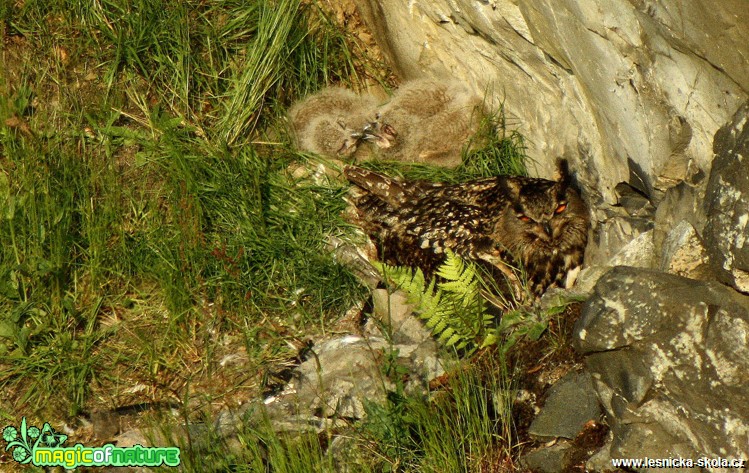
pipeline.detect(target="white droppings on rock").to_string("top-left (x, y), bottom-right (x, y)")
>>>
top-left (649, 344), bottom-right (674, 382)
top-left (735, 213), bottom-right (748, 249)
top-left (735, 115), bottom-right (748, 133)
top-left (670, 330), bottom-right (703, 373)
top-left (704, 315), bottom-right (749, 387)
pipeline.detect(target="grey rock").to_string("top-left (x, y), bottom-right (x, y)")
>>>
top-left (103, 429), bottom-right (159, 473)
top-left (585, 215), bottom-right (653, 267)
top-left (584, 433), bottom-right (615, 473)
top-left (611, 423), bottom-right (698, 472)
top-left (704, 100), bottom-right (749, 293)
top-left (520, 441), bottom-right (573, 473)
top-left (212, 292), bottom-right (445, 450)
top-left (614, 182), bottom-right (655, 219)
top-left (91, 409), bottom-right (120, 441)
top-left (370, 288), bottom-right (421, 344)
top-left (659, 220), bottom-right (712, 280)
top-left (568, 265), bottom-right (612, 297)
top-left (606, 229), bottom-right (654, 269)
top-left (574, 266), bottom-right (749, 464)
top-left (654, 180), bottom-right (707, 258)
top-left (354, 0), bottom-right (748, 202)
top-left (271, 335), bottom-right (392, 419)
top-left (328, 235), bottom-right (382, 290)
top-left (529, 371), bottom-right (601, 441)
top-left (265, 289), bottom-right (442, 421)
top-left (111, 427), bottom-right (149, 448)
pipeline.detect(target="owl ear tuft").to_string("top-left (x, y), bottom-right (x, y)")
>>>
top-left (554, 159), bottom-right (570, 186)
top-left (503, 178), bottom-right (523, 198)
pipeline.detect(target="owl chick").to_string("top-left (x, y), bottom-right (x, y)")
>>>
top-left (300, 115), bottom-right (389, 157)
top-left (408, 103), bottom-right (485, 167)
top-left (380, 79), bottom-right (456, 119)
top-left (288, 87), bottom-right (382, 157)
top-left (288, 87), bottom-right (377, 132)
top-left (373, 80), bottom-right (487, 166)
top-left (344, 161), bottom-right (589, 297)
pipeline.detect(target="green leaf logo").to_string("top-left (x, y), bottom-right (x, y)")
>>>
top-left (2, 417), bottom-right (67, 465)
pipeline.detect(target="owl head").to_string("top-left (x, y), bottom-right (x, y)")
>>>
top-left (496, 160), bottom-right (588, 250)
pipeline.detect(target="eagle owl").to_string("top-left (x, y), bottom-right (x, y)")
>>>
top-left (374, 79), bottom-right (486, 167)
top-left (288, 87), bottom-right (384, 157)
top-left (344, 161), bottom-right (589, 296)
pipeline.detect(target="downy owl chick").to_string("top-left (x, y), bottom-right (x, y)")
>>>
top-left (344, 160), bottom-right (589, 296)
top-left (379, 79), bottom-right (456, 119)
top-left (407, 101), bottom-right (486, 167)
top-left (373, 80), bottom-right (487, 167)
top-left (288, 87), bottom-right (380, 156)
top-left (300, 114), bottom-right (390, 157)
top-left (288, 87), bottom-right (377, 132)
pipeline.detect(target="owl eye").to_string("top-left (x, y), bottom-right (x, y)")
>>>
top-left (554, 203), bottom-right (567, 214)
top-left (518, 215), bottom-right (532, 222)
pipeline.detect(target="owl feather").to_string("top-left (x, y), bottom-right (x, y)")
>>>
top-left (343, 161), bottom-right (589, 297)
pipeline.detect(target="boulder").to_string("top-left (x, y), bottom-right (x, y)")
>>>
top-left (653, 179), bottom-right (707, 259)
top-left (214, 288), bottom-right (446, 441)
top-left (528, 371), bottom-right (601, 441)
top-left (659, 220), bottom-right (712, 281)
top-left (704, 101), bottom-right (749, 293)
top-left (574, 266), bottom-right (749, 464)
top-left (584, 214), bottom-right (653, 267)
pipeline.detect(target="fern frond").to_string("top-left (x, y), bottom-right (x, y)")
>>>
top-left (436, 250), bottom-right (465, 281)
top-left (373, 251), bottom-right (549, 354)
top-left (374, 252), bottom-right (492, 352)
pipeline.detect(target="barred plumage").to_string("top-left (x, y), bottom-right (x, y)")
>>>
top-left (344, 161), bottom-right (589, 296)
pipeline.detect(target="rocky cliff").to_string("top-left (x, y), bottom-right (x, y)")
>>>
top-left (351, 1), bottom-right (749, 469)
top-left (354, 0), bottom-right (748, 205)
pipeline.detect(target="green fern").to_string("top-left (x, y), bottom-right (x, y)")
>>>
top-left (374, 250), bottom-right (564, 354)
top-left (375, 250), bottom-right (494, 351)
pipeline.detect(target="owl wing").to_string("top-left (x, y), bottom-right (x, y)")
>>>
top-left (379, 196), bottom-right (498, 275)
top-left (344, 165), bottom-right (418, 207)
top-left (418, 176), bottom-right (515, 210)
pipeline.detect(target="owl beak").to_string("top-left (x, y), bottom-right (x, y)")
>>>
top-left (351, 127), bottom-right (392, 149)
top-left (543, 221), bottom-right (553, 237)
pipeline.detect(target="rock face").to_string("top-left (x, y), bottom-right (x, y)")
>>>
top-left (574, 266), bottom-right (749, 464)
top-left (528, 371), bottom-right (601, 441)
top-left (704, 101), bottom-right (749, 293)
top-left (354, 0), bottom-right (748, 203)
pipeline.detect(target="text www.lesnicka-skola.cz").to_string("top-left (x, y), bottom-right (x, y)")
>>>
top-left (611, 456), bottom-right (746, 469)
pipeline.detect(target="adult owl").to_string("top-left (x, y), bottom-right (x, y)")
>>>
top-left (344, 160), bottom-right (589, 297)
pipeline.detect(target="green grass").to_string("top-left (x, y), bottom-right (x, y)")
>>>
top-left (359, 352), bottom-right (517, 472)
top-left (153, 408), bottom-right (374, 473)
top-left (148, 350), bottom-right (517, 473)
top-left (0, 0), bottom-right (532, 471)
top-left (0, 0), bottom-right (367, 420)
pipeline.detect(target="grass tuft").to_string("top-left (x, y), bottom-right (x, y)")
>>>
top-left (361, 352), bottom-right (518, 472)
